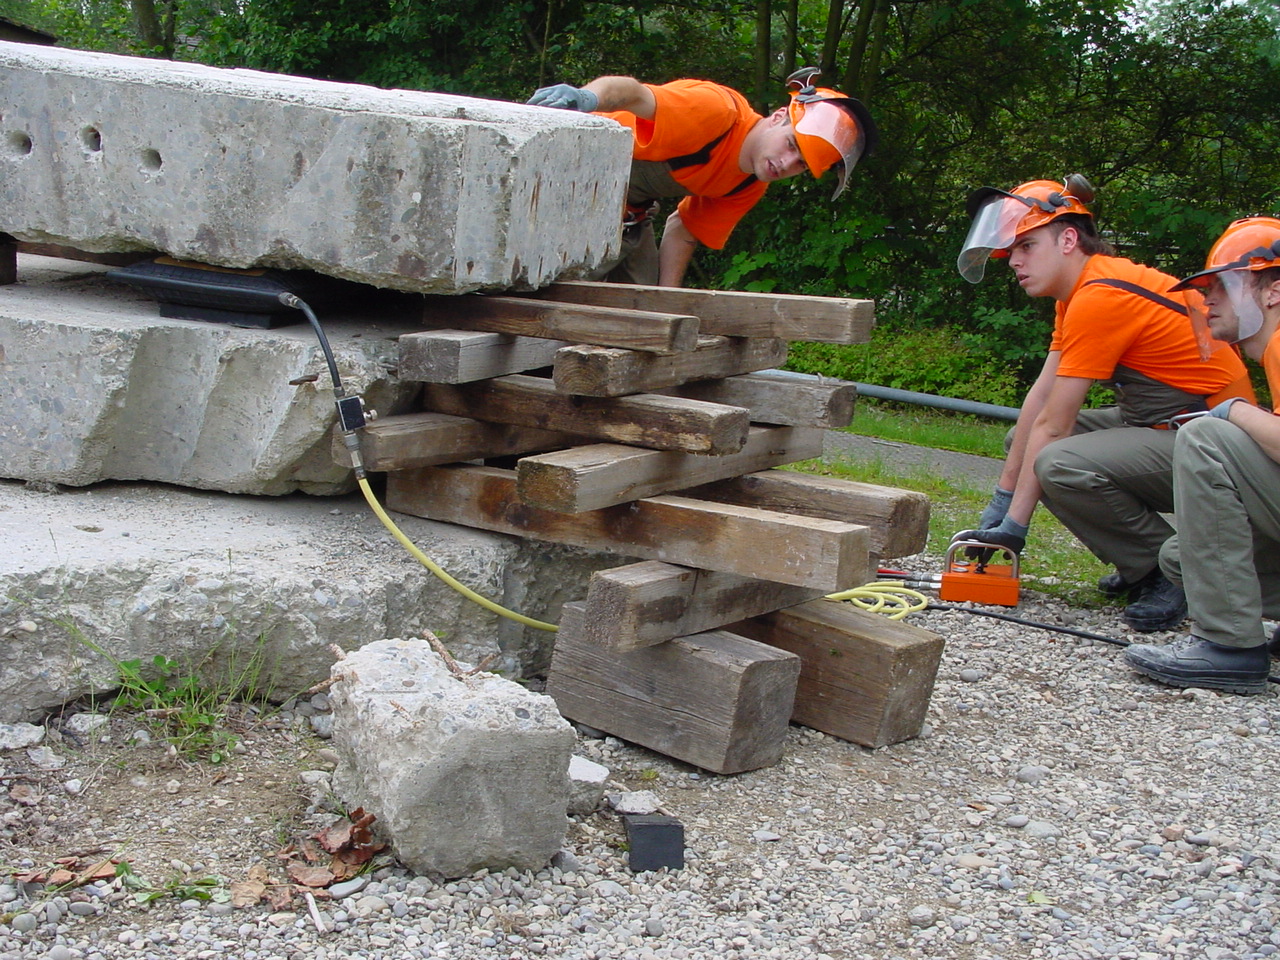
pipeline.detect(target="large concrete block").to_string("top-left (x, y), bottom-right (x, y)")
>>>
top-left (0, 41), bottom-right (631, 293)
top-left (1, 255), bottom-right (424, 494)
top-left (329, 638), bottom-right (575, 879)
top-left (0, 478), bottom-right (615, 723)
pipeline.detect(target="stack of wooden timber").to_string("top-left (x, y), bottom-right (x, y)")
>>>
top-left (338, 280), bottom-right (944, 775)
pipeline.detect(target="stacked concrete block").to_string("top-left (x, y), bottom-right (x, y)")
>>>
top-left (0, 41), bottom-right (631, 293)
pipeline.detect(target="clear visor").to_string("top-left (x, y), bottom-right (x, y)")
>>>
top-left (1211, 271), bottom-right (1266, 346)
top-left (795, 102), bottom-right (865, 200)
top-left (956, 194), bottom-right (1033, 283)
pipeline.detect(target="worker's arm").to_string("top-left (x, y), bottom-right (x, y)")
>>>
top-left (580, 77), bottom-right (658, 119)
top-left (657, 211), bottom-right (700, 288)
top-left (1004, 372), bottom-right (1092, 525)
top-left (1218, 401), bottom-right (1280, 464)
top-left (998, 351), bottom-right (1062, 492)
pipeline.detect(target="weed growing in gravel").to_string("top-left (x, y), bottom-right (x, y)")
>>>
top-left (115, 862), bottom-right (231, 905)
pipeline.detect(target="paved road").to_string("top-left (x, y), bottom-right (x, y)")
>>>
top-left (821, 430), bottom-right (1003, 491)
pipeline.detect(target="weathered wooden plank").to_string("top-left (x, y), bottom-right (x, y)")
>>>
top-left (329, 411), bottom-right (576, 472)
top-left (553, 336), bottom-right (790, 398)
top-left (728, 599), bottom-right (944, 748)
top-left (662, 369), bottom-right (856, 428)
top-left (398, 329), bottom-right (567, 384)
top-left (419, 295), bottom-right (700, 355)
top-left (0, 234), bottom-right (15, 286)
top-left (422, 374), bottom-right (749, 455)
top-left (547, 602), bottom-right (800, 774)
top-left (530, 280), bottom-right (875, 345)
top-left (516, 426), bottom-right (824, 513)
top-left (14, 242), bottom-right (153, 267)
top-left (577, 561), bottom-right (823, 650)
top-left (682, 470), bottom-right (931, 560)
top-left (385, 464), bottom-right (870, 590)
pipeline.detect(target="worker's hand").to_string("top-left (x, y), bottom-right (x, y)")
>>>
top-left (527, 83), bottom-right (599, 112)
top-left (976, 486), bottom-right (1015, 530)
top-left (951, 516), bottom-right (1028, 563)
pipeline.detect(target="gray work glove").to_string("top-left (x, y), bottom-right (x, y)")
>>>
top-left (976, 486), bottom-right (1015, 530)
top-left (527, 83), bottom-right (599, 112)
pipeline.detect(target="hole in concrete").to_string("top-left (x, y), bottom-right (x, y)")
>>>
top-left (80, 126), bottom-right (102, 153)
top-left (139, 148), bottom-right (162, 173)
top-left (5, 130), bottom-right (33, 157)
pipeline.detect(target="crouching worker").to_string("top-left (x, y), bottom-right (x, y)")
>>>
top-left (527, 68), bottom-right (877, 287)
top-left (1125, 217), bottom-right (1280, 694)
top-left (952, 176), bottom-right (1254, 632)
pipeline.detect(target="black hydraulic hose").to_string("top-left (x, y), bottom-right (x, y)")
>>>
top-left (923, 602), bottom-right (1280, 686)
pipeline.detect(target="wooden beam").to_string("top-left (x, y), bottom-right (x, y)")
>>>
top-left (422, 374), bottom-right (749, 455)
top-left (553, 336), bottom-right (789, 398)
top-left (14, 242), bottom-right (154, 267)
top-left (516, 425), bottom-right (824, 513)
top-left (729, 599), bottom-right (944, 748)
top-left (530, 280), bottom-right (874, 345)
top-left (419, 295), bottom-right (700, 355)
top-left (663, 369), bottom-right (856, 428)
top-left (329, 412), bottom-right (577, 472)
top-left (398, 329), bottom-right (566, 384)
top-left (385, 464), bottom-right (870, 591)
top-left (547, 603), bottom-right (800, 774)
top-left (0, 234), bottom-right (15, 286)
top-left (577, 561), bottom-right (823, 650)
top-left (681, 470), bottom-right (931, 560)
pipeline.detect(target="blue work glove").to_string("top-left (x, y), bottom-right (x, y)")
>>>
top-left (527, 83), bottom-right (599, 112)
top-left (977, 486), bottom-right (1015, 530)
top-left (1209, 397), bottom-right (1246, 420)
top-left (951, 515), bottom-right (1028, 563)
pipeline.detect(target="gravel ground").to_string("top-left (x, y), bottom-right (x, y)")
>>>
top-left (3, 567), bottom-right (1278, 960)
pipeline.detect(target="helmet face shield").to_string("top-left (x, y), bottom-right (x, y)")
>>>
top-left (1173, 215), bottom-right (1280, 350)
top-left (792, 100), bottom-right (865, 200)
top-left (1217, 270), bottom-right (1266, 344)
top-left (957, 192), bottom-right (1034, 283)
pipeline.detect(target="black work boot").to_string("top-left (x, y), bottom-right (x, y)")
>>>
top-left (1097, 571), bottom-right (1132, 598)
top-left (1271, 624), bottom-right (1280, 659)
top-left (1124, 636), bottom-right (1271, 695)
top-left (1122, 569), bottom-right (1187, 632)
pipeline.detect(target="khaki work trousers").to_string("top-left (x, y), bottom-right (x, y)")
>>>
top-left (1031, 407), bottom-right (1178, 583)
top-left (1159, 416), bottom-right (1280, 649)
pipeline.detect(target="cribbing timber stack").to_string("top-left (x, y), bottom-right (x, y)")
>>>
top-left (334, 280), bottom-right (945, 774)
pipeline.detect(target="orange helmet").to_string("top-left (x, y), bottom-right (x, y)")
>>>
top-left (1170, 216), bottom-right (1280, 291)
top-left (785, 68), bottom-right (878, 200)
top-left (1172, 216), bottom-right (1280, 347)
top-left (957, 175), bottom-right (1096, 282)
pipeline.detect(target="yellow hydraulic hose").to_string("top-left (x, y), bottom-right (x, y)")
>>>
top-left (824, 581), bottom-right (930, 620)
top-left (357, 476), bottom-right (559, 632)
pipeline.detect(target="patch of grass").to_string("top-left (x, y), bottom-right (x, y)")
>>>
top-left (842, 401), bottom-right (1011, 459)
top-left (795, 455), bottom-right (1112, 609)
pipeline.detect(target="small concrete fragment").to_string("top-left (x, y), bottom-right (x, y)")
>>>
top-left (329, 638), bottom-right (575, 878)
top-left (567, 755), bottom-right (609, 816)
top-left (0, 41), bottom-right (631, 293)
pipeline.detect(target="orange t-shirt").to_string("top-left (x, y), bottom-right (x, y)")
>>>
top-left (599, 80), bottom-right (767, 249)
top-left (1264, 326), bottom-right (1280, 405)
top-left (1051, 255), bottom-right (1250, 398)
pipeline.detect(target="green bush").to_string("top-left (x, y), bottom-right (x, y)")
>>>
top-left (786, 325), bottom-right (1024, 408)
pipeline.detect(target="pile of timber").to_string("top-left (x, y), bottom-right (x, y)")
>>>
top-left (337, 280), bottom-right (944, 775)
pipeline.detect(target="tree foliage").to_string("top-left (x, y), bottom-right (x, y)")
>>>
top-left (22, 0), bottom-right (1280, 388)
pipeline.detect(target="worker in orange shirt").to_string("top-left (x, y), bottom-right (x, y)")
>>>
top-left (1125, 217), bottom-right (1280, 694)
top-left (528, 68), bottom-right (877, 287)
top-left (952, 176), bottom-right (1255, 633)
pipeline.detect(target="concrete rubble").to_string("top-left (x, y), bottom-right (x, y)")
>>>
top-left (0, 40), bottom-right (631, 293)
top-left (329, 638), bottom-right (575, 878)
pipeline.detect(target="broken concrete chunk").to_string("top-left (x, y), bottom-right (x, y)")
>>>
top-left (329, 638), bottom-right (575, 878)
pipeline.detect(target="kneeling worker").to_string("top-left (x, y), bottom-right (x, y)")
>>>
top-left (527, 68), bottom-right (877, 287)
top-left (1125, 217), bottom-right (1280, 694)
top-left (952, 177), bottom-right (1254, 632)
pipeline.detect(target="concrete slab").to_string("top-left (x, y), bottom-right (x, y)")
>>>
top-left (0, 477), bottom-right (614, 723)
top-left (0, 41), bottom-right (631, 293)
top-left (1, 254), bottom-right (423, 494)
